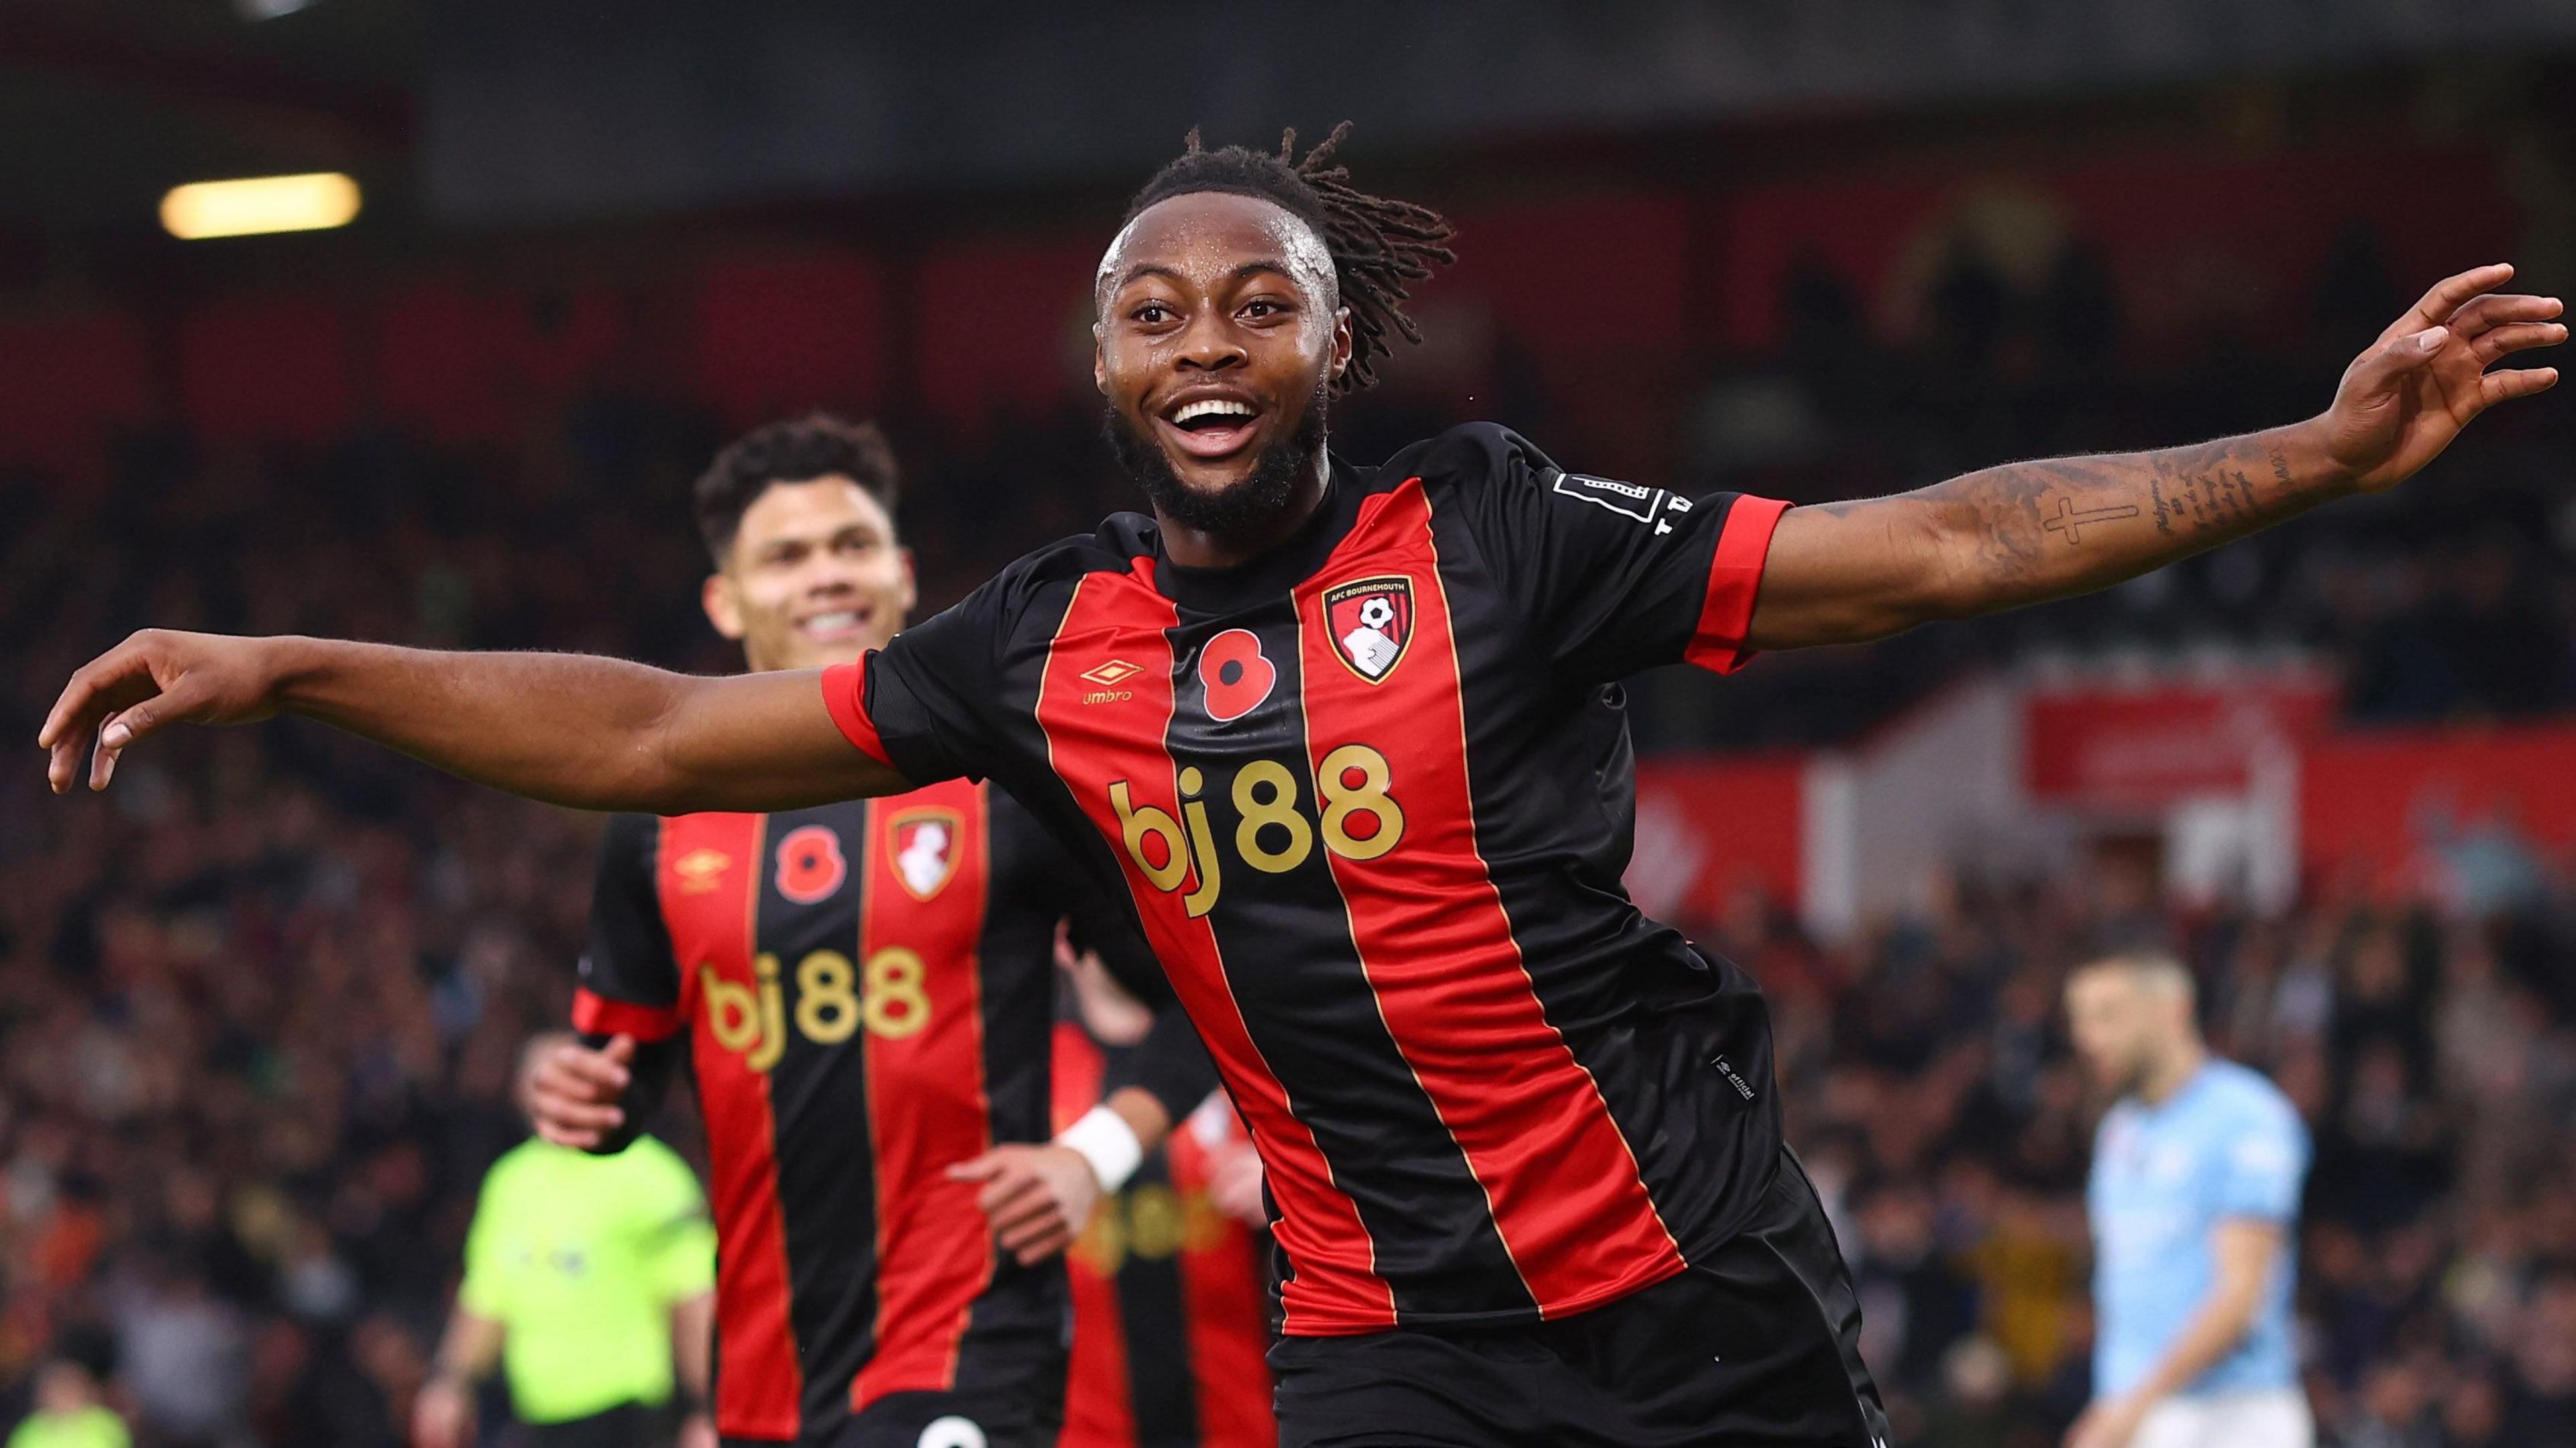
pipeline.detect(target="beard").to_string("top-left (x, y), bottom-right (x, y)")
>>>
top-left (1104, 383), bottom-right (1329, 543)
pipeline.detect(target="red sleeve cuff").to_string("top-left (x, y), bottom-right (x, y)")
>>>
top-left (572, 987), bottom-right (684, 1042)
top-left (1683, 494), bottom-right (1791, 675)
top-left (820, 658), bottom-right (894, 769)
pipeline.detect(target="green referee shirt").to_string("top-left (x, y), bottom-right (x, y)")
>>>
top-left (459, 1135), bottom-right (716, 1425)
top-left (5, 1407), bottom-right (128, 1448)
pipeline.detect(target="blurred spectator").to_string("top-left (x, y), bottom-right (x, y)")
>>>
top-left (6, 1358), bottom-right (127, 1448)
top-left (113, 1266), bottom-right (245, 1448)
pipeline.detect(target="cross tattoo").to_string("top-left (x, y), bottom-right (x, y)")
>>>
top-left (2043, 497), bottom-right (2142, 544)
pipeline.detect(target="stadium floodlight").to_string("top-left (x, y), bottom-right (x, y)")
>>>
top-left (159, 173), bottom-right (362, 240)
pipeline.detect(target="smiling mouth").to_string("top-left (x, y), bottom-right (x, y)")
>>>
top-left (1157, 397), bottom-right (1263, 461)
top-left (796, 608), bottom-right (870, 639)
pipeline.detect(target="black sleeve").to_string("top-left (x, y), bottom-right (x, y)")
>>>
top-left (572, 814), bottom-right (688, 1154)
top-left (1068, 871), bottom-right (1219, 1127)
top-left (847, 569), bottom-right (1018, 787)
top-left (1431, 423), bottom-right (1790, 683)
top-left (996, 789), bottom-right (1220, 1129)
top-left (1102, 1003), bottom-right (1220, 1132)
top-left (1061, 872), bottom-right (1171, 1007)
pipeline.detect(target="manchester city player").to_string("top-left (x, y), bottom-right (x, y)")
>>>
top-left (2065, 954), bottom-right (2313, 1448)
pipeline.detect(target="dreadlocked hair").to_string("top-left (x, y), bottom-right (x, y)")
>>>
top-left (1121, 122), bottom-right (1456, 393)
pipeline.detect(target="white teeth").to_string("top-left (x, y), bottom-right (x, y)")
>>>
top-left (1173, 399), bottom-right (1254, 424)
top-left (804, 612), bottom-right (860, 632)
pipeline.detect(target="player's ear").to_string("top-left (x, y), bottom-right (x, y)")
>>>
top-left (1328, 304), bottom-right (1354, 384)
top-left (702, 572), bottom-right (747, 642)
top-left (1092, 329), bottom-right (1110, 396)
top-left (896, 547), bottom-right (919, 620)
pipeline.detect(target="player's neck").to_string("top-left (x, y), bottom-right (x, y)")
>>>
top-left (2137, 1040), bottom-right (2208, 1106)
top-left (1155, 454), bottom-right (1330, 571)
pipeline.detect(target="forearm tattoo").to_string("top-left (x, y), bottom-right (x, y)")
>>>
top-left (1927, 431), bottom-right (2327, 605)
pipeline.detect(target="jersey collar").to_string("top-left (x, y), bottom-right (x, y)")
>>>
top-left (1148, 453), bottom-right (1375, 617)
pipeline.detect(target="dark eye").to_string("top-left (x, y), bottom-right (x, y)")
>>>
top-left (1245, 299), bottom-right (1287, 319)
top-left (1134, 302), bottom-right (1173, 325)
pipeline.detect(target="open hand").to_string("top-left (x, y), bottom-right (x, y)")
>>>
top-left (947, 1143), bottom-right (1102, 1266)
top-left (2320, 262), bottom-right (2561, 492)
top-left (40, 630), bottom-right (294, 794)
top-left (527, 1035), bottom-right (635, 1150)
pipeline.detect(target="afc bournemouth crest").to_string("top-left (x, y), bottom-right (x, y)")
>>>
top-left (886, 807), bottom-right (963, 901)
top-left (1322, 576), bottom-right (1415, 683)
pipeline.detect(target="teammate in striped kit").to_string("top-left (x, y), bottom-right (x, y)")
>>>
top-left (44, 126), bottom-right (2562, 1445)
top-left (517, 416), bottom-right (1214, 1448)
top-left (1049, 953), bottom-right (1273, 1448)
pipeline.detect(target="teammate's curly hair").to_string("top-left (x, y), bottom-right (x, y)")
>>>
top-left (1121, 123), bottom-right (1456, 393)
top-left (694, 412), bottom-right (900, 563)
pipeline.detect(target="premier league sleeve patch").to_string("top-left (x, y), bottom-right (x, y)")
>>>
top-left (1322, 575), bottom-right (1415, 683)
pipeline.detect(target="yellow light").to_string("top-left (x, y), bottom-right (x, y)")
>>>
top-left (160, 173), bottom-right (362, 239)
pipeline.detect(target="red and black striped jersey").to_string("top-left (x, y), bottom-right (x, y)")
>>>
top-left (1052, 1021), bottom-right (1273, 1448)
top-left (572, 782), bottom-right (1205, 1442)
top-left (825, 423), bottom-right (1794, 1336)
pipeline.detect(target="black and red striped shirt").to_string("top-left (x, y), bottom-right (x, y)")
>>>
top-left (573, 783), bottom-right (1202, 1441)
top-left (1053, 1021), bottom-right (1273, 1448)
top-left (826, 423), bottom-right (1793, 1335)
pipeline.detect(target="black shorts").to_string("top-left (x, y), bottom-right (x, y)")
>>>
top-left (722, 1329), bottom-right (1067, 1448)
top-left (1269, 1150), bottom-right (1889, 1447)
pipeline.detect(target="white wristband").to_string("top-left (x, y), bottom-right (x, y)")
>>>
top-left (1057, 1104), bottom-right (1145, 1192)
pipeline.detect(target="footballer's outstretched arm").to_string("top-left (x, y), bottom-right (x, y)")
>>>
top-left (1749, 264), bottom-right (2563, 650)
top-left (40, 633), bottom-right (907, 812)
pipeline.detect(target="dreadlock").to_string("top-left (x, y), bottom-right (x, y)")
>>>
top-left (1120, 123), bottom-right (1456, 393)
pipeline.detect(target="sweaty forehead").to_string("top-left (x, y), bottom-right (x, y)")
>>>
top-left (1096, 190), bottom-right (1336, 304)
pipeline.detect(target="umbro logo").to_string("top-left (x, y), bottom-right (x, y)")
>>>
top-left (674, 847), bottom-right (733, 894)
top-left (1079, 658), bottom-right (1144, 704)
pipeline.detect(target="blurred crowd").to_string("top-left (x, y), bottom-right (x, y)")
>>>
top-left (1720, 860), bottom-right (2576, 1448)
top-left (1646, 225), bottom-right (2576, 750)
top-left (0, 216), bottom-right (2571, 1447)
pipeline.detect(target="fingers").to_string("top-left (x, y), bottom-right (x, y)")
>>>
top-left (530, 1087), bottom-right (625, 1131)
top-left (38, 645), bottom-right (126, 752)
top-left (42, 654), bottom-right (123, 795)
top-left (528, 1091), bottom-right (623, 1144)
top-left (977, 1174), bottom-right (1051, 1224)
top-left (2385, 262), bottom-right (2517, 339)
top-left (2445, 291), bottom-right (2563, 340)
top-left (533, 1117), bottom-right (606, 1150)
top-left (987, 1190), bottom-right (1064, 1241)
top-left (1002, 1218), bottom-right (1074, 1266)
top-left (543, 1044), bottom-right (631, 1097)
top-left (602, 1034), bottom-right (639, 1065)
top-left (2481, 366), bottom-right (2559, 408)
top-left (59, 673), bottom-right (202, 795)
top-left (951, 1150), bottom-right (1086, 1264)
top-left (529, 1040), bottom-right (628, 1141)
top-left (2347, 325), bottom-right (2451, 402)
top-left (2471, 321), bottom-right (2569, 365)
